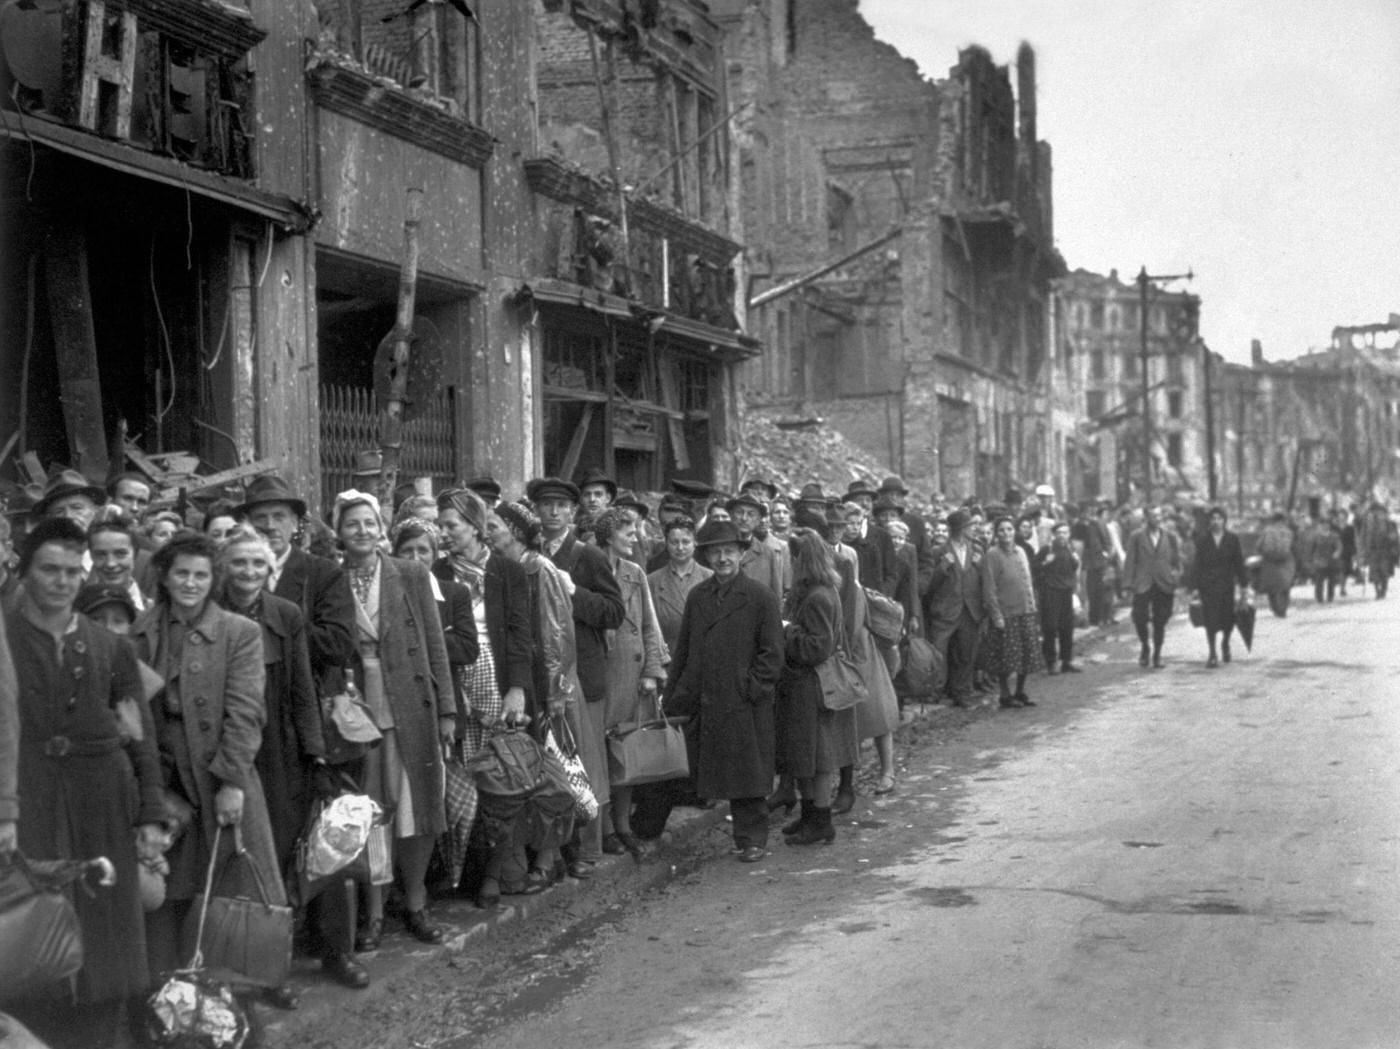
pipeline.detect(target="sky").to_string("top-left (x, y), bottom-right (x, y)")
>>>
top-left (860, 0), bottom-right (1400, 363)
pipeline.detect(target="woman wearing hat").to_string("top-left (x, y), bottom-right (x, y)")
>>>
top-left (333, 492), bottom-right (454, 944)
top-left (593, 506), bottom-right (668, 857)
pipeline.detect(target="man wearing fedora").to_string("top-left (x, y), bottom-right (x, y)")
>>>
top-left (664, 519), bottom-right (784, 863)
top-left (530, 476), bottom-right (625, 880)
top-left (32, 469), bottom-right (107, 532)
top-left (879, 476), bottom-right (935, 597)
top-left (237, 474), bottom-right (367, 988)
top-left (923, 508), bottom-right (987, 706)
top-left (576, 468), bottom-right (617, 518)
top-left (727, 493), bottom-right (788, 598)
top-left (842, 481), bottom-right (897, 597)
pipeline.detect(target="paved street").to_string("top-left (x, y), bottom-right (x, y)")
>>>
top-left (449, 595), bottom-right (1400, 1049)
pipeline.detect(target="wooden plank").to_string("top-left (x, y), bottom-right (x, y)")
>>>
top-left (155, 458), bottom-right (282, 500)
top-left (560, 403), bottom-right (595, 481)
top-left (78, 1), bottom-right (137, 139)
top-left (658, 359), bottom-right (690, 472)
top-left (19, 452), bottom-right (45, 486)
top-left (44, 227), bottom-right (109, 481)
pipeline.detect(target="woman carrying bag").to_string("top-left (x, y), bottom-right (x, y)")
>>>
top-left (1186, 506), bottom-right (1250, 668)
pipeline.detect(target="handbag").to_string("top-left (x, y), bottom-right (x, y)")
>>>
top-left (545, 717), bottom-right (599, 822)
top-left (863, 587), bottom-right (905, 646)
top-left (0, 850), bottom-right (85, 1003)
top-left (183, 826), bottom-right (292, 989)
top-left (1188, 599), bottom-right (1205, 628)
top-left (894, 634), bottom-right (938, 698)
top-left (606, 692), bottom-right (690, 787)
top-left (320, 680), bottom-right (382, 766)
top-left (814, 612), bottom-right (867, 712)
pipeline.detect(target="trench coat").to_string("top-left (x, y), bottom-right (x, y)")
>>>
top-left (8, 609), bottom-right (164, 1002)
top-left (648, 560), bottom-right (712, 652)
top-left (664, 573), bottom-right (784, 800)
top-left (131, 601), bottom-right (282, 904)
top-left (602, 556), bottom-right (668, 732)
top-left (353, 554), bottom-right (454, 838)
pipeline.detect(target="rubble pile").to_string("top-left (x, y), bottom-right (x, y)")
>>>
top-left (735, 410), bottom-right (890, 496)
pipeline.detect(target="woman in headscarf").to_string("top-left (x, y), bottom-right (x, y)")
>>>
top-left (333, 491), bottom-right (454, 947)
top-left (434, 488), bottom-right (532, 907)
top-left (593, 506), bottom-right (668, 858)
top-left (484, 499), bottom-right (584, 890)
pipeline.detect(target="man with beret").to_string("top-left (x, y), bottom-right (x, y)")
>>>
top-left (923, 508), bottom-right (987, 706)
top-left (529, 476), bottom-right (625, 879)
top-left (664, 520), bottom-right (784, 863)
top-left (237, 474), bottom-right (366, 988)
top-left (728, 493), bottom-right (788, 598)
top-left (577, 468), bottom-right (618, 517)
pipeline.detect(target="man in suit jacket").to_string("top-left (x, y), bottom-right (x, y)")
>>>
top-left (530, 476), bottom-right (625, 879)
top-left (237, 475), bottom-right (366, 990)
top-left (1122, 504), bottom-right (1181, 669)
top-left (922, 509), bottom-right (986, 706)
top-left (728, 493), bottom-right (788, 599)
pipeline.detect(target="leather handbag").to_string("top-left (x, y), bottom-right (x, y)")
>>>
top-left (1188, 599), bottom-right (1205, 628)
top-left (0, 851), bottom-right (84, 1003)
top-left (184, 826), bottom-right (292, 988)
top-left (606, 693), bottom-right (690, 787)
top-left (815, 613), bottom-right (867, 712)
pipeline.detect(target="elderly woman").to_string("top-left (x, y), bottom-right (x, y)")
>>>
top-left (334, 491), bottom-right (454, 946)
top-left (594, 506), bottom-right (668, 857)
top-left (434, 488), bottom-right (532, 906)
top-left (776, 529), bottom-right (857, 846)
top-left (982, 515), bottom-right (1042, 708)
top-left (484, 499), bottom-right (585, 890)
top-left (131, 532), bottom-right (283, 976)
top-left (6, 519), bottom-right (166, 1047)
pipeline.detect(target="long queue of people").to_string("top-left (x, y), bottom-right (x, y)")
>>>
top-left (3, 463), bottom-right (1398, 1049)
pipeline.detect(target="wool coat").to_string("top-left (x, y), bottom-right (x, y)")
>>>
top-left (601, 556), bottom-right (668, 732)
top-left (272, 548), bottom-right (356, 695)
top-left (845, 523), bottom-right (898, 597)
top-left (131, 601), bottom-right (282, 903)
top-left (647, 560), bottom-right (712, 652)
top-left (433, 555), bottom-right (530, 703)
top-left (664, 573), bottom-right (784, 800)
top-left (775, 582), bottom-right (857, 778)
top-left (9, 609), bottom-right (164, 1002)
top-left (1256, 521), bottom-right (1297, 594)
top-left (924, 544), bottom-right (987, 628)
top-left (354, 554), bottom-right (454, 838)
top-left (431, 572), bottom-right (480, 730)
top-left (738, 535), bottom-right (786, 598)
top-left (1122, 527), bottom-right (1182, 595)
top-left (549, 532), bottom-right (625, 704)
top-left (834, 548), bottom-right (901, 740)
top-left (1186, 530), bottom-right (1247, 631)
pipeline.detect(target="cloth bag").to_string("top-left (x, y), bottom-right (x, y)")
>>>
top-left (0, 851), bottom-right (86, 1003)
top-left (320, 682), bottom-right (382, 766)
top-left (293, 791), bottom-right (391, 905)
top-left (545, 717), bottom-right (598, 822)
top-left (1188, 600), bottom-right (1205, 628)
top-left (814, 614), bottom-right (868, 712)
top-left (863, 587), bottom-right (905, 646)
top-left (606, 693), bottom-right (690, 787)
top-left (894, 634), bottom-right (939, 699)
top-left (183, 827), bottom-right (292, 989)
top-left (464, 724), bottom-right (551, 798)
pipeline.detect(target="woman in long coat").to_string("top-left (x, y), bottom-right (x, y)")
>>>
top-left (775, 529), bottom-right (856, 847)
top-left (664, 520), bottom-right (784, 862)
top-left (131, 531), bottom-right (283, 977)
top-left (7, 518), bottom-right (166, 1045)
top-left (1186, 506), bottom-right (1249, 667)
top-left (334, 492), bottom-right (454, 946)
top-left (595, 507), bottom-right (667, 858)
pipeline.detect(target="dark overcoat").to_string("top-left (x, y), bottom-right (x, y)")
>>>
top-left (432, 555), bottom-right (528, 709)
top-left (664, 573), bottom-right (784, 800)
top-left (549, 532), bottom-right (625, 705)
top-left (1186, 530), bottom-right (1247, 631)
top-left (429, 571), bottom-right (481, 732)
top-left (272, 548), bottom-right (356, 695)
top-left (775, 583), bottom-right (855, 778)
top-left (356, 554), bottom-right (454, 837)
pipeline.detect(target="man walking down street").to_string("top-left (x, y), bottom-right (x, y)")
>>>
top-left (1123, 505), bottom-right (1181, 669)
top-left (1035, 520), bottom-right (1081, 673)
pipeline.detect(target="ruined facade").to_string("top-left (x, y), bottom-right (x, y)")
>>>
top-left (715, 0), bottom-right (1067, 500)
top-left (0, 0), bottom-right (754, 510)
top-left (1053, 268), bottom-right (1206, 503)
top-left (1213, 323), bottom-right (1400, 516)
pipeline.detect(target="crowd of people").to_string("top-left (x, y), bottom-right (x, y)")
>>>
top-left (1, 460), bottom-right (1397, 1049)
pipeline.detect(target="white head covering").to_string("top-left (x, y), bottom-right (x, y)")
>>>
top-left (332, 489), bottom-right (382, 534)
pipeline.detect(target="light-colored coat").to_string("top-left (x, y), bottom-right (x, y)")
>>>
top-left (648, 560), bottom-right (712, 651)
top-left (1122, 527), bottom-right (1182, 595)
top-left (739, 536), bottom-right (786, 598)
top-left (602, 557), bottom-right (668, 730)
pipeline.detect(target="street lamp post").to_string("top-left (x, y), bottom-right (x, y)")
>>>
top-left (1135, 265), bottom-right (1193, 499)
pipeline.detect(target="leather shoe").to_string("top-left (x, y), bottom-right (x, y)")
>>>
top-left (1206, 654), bottom-right (1219, 668)
top-left (1014, 692), bottom-right (1036, 707)
top-left (831, 787), bottom-right (855, 815)
top-left (354, 917), bottom-right (383, 953)
top-left (1061, 663), bottom-right (1082, 673)
top-left (404, 909), bottom-right (443, 944)
top-left (999, 696), bottom-right (1019, 709)
top-left (1046, 664), bottom-right (1060, 675)
top-left (565, 858), bottom-right (596, 880)
top-left (323, 951), bottom-right (370, 989)
top-left (614, 830), bottom-right (652, 859)
top-left (737, 846), bottom-right (768, 863)
top-left (601, 833), bottom-right (626, 855)
top-left (262, 984), bottom-right (300, 1010)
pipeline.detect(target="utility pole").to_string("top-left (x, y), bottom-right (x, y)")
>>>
top-left (1201, 341), bottom-right (1217, 501)
top-left (1136, 266), bottom-right (1192, 501)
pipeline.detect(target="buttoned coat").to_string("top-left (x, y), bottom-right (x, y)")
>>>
top-left (647, 560), bottom-right (712, 652)
top-left (1122, 527), bottom-right (1182, 595)
top-left (923, 544), bottom-right (987, 628)
top-left (846, 523), bottom-right (898, 597)
top-left (132, 601), bottom-right (282, 902)
top-left (549, 532), bottom-right (625, 705)
top-left (738, 535), bottom-right (786, 598)
top-left (664, 574), bottom-right (784, 800)
top-left (1186, 530), bottom-right (1247, 631)
top-left (602, 556), bottom-right (668, 731)
top-left (357, 554), bottom-right (454, 837)
top-left (272, 548), bottom-right (356, 695)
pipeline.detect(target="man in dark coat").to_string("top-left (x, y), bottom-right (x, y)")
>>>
top-left (664, 520), bottom-right (784, 863)
top-left (923, 509), bottom-right (986, 706)
top-left (1082, 503), bottom-right (1118, 625)
top-left (530, 476), bottom-right (625, 879)
top-left (1034, 520), bottom-right (1081, 673)
top-left (879, 476), bottom-right (936, 596)
top-left (237, 475), bottom-right (366, 990)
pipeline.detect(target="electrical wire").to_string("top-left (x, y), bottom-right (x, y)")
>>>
top-left (150, 234), bottom-right (176, 425)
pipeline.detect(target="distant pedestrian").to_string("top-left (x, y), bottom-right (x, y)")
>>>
top-left (1186, 507), bottom-right (1250, 667)
top-left (1122, 505), bottom-right (1181, 669)
top-left (1256, 512), bottom-right (1296, 617)
top-left (1302, 516), bottom-right (1342, 604)
top-left (1034, 520), bottom-right (1081, 674)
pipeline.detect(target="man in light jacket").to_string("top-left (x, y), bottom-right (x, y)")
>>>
top-left (1122, 505), bottom-right (1181, 669)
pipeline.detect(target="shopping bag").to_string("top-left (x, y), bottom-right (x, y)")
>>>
top-left (1188, 600), bottom-right (1204, 628)
top-left (606, 694), bottom-right (690, 787)
top-left (144, 970), bottom-right (251, 1049)
top-left (293, 792), bottom-right (390, 904)
top-left (545, 717), bottom-right (599, 822)
top-left (320, 682), bottom-right (382, 766)
top-left (863, 587), bottom-right (905, 645)
top-left (184, 827), bottom-right (292, 989)
top-left (464, 724), bottom-right (551, 798)
top-left (894, 635), bottom-right (938, 698)
top-left (0, 851), bottom-right (85, 1003)
top-left (1235, 598), bottom-right (1256, 651)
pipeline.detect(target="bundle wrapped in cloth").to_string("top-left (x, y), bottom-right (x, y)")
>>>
top-left (303, 794), bottom-right (382, 879)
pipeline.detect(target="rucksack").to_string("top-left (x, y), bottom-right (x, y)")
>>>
top-left (1260, 525), bottom-right (1292, 562)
